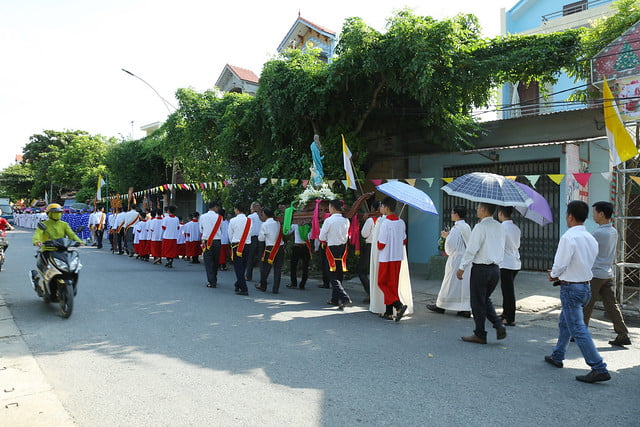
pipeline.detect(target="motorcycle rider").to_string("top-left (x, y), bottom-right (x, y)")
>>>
top-left (32, 203), bottom-right (83, 272)
top-left (0, 207), bottom-right (14, 254)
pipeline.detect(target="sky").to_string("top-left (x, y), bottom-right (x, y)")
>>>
top-left (0, 0), bottom-right (518, 170)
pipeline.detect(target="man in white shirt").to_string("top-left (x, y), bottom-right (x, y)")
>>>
top-left (200, 201), bottom-right (222, 288)
top-left (255, 207), bottom-right (284, 294)
top-left (498, 206), bottom-right (521, 326)
top-left (124, 206), bottom-right (140, 257)
top-left (457, 202), bottom-right (506, 344)
top-left (357, 201), bottom-right (380, 303)
top-left (319, 200), bottom-right (351, 310)
top-left (245, 202), bottom-right (264, 282)
top-left (545, 200), bottom-right (610, 383)
top-left (114, 207), bottom-right (127, 255)
top-left (228, 202), bottom-right (252, 295)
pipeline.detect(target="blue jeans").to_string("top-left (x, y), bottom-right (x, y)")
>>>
top-left (551, 284), bottom-right (607, 373)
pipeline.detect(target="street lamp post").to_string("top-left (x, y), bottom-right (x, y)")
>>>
top-left (122, 68), bottom-right (178, 205)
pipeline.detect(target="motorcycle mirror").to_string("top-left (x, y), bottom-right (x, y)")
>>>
top-left (37, 221), bottom-right (47, 231)
top-left (76, 225), bottom-right (85, 232)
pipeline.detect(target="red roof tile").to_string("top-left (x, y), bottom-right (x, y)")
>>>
top-left (298, 16), bottom-right (336, 36)
top-left (227, 64), bottom-right (259, 84)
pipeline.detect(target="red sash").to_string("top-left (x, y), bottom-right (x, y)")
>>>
top-left (97, 213), bottom-right (106, 230)
top-left (262, 227), bottom-right (283, 264)
top-left (203, 215), bottom-right (223, 250)
top-left (325, 244), bottom-right (348, 272)
top-left (236, 218), bottom-right (251, 256)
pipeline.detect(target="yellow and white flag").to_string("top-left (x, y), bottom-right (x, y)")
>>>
top-left (96, 174), bottom-right (106, 200)
top-left (342, 135), bottom-right (357, 190)
top-left (603, 77), bottom-right (638, 167)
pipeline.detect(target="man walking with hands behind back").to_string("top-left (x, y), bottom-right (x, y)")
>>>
top-left (584, 201), bottom-right (631, 347)
top-left (545, 201), bottom-right (610, 383)
top-left (457, 202), bottom-right (506, 344)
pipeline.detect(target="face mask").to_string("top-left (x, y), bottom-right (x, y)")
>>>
top-left (49, 212), bottom-right (62, 221)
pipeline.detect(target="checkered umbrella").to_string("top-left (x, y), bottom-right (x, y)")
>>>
top-left (441, 172), bottom-right (533, 207)
top-left (376, 181), bottom-right (438, 215)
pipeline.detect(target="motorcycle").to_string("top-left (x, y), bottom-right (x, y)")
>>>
top-left (0, 230), bottom-right (7, 271)
top-left (29, 223), bottom-right (83, 318)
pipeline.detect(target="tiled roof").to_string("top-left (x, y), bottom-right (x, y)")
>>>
top-left (227, 64), bottom-right (259, 84)
top-left (15, 154), bottom-right (23, 162)
top-left (298, 16), bottom-right (336, 36)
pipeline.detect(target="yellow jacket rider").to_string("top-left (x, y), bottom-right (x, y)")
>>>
top-left (33, 203), bottom-right (83, 250)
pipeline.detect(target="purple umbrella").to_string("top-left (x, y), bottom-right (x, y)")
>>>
top-left (514, 182), bottom-right (553, 226)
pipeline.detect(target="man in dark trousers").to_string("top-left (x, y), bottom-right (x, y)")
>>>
top-left (255, 207), bottom-right (284, 294)
top-left (229, 202), bottom-right (252, 296)
top-left (457, 202), bottom-right (506, 344)
top-left (199, 201), bottom-right (222, 288)
top-left (319, 199), bottom-right (351, 310)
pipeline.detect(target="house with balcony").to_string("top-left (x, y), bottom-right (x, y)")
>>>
top-left (404, 0), bottom-right (632, 271)
top-left (215, 64), bottom-right (260, 96)
top-left (277, 14), bottom-right (336, 62)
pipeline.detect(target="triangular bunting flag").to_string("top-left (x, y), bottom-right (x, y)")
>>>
top-left (387, 179), bottom-right (398, 182)
top-left (341, 179), bottom-right (349, 189)
top-left (328, 180), bottom-right (336, 187)
top-left (601, 172), bottom-right (612, 181)
top-left (371, 179), bottom-right (382, 186)
top-left (289, 179), bottom-right (299, 186)
top-left (405, 179), bottom-right (416, 186)
top-left (573, 173), bottom-right (591, 187)
top-left (423, 178), bottom-right (434, 187)
top-left (505, 176), bottom-right (517, 181)
top-left (630, 176), bottom-right (640, 186)
top-left (442, 177), bottom-right (454, 184)
top-left (548, 174), bottom-right (565, 185)
top-left (524, 175), bottom-right (540, 187)
top-left (271, 178), bottom-right (278, 185)
top-left (259, 178), bottom-right (267, 185)
top-left (302, 180), bottom-right (309, 188)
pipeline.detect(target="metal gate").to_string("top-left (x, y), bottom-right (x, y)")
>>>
top-left (443, 159), bottom-right (560, 271)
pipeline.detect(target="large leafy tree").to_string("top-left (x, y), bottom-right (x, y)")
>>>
top-left (0, 162), bottom-right (35, 201)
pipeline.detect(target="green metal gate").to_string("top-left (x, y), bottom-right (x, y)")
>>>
top-left (443, 159), bottom-right (560, 271)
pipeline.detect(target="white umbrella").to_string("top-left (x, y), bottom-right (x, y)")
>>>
top-left (442, 172), bottom-right (533, 207)
top-left (376, 181), bottom-right (438, 215)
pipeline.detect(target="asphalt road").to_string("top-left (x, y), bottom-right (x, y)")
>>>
top-left (1, 228), bottom-right (639, 426)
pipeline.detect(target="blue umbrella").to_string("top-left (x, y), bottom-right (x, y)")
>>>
top-left (376, 181), bottom-right (438, 215)
top-left (442, 172), bottom-right (533, 207)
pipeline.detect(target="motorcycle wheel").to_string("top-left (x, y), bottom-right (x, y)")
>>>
top-left (0, 250), bottom-right (4, 271)
top-left (59, 282), bottom-right (74, 318)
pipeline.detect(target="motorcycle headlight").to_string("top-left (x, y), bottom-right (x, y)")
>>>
top-left (51, 258), bottom-right (69, 271)
top-left (69, 258), bottom-right (81, 271)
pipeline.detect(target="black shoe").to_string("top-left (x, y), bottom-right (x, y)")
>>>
top-left (456, 311), bottom-right (471, 318)
top-left (236, 291), bottom-right (249, 296)
top-left (609, 336), bottom-right (631, 347)
top-left (327, 300), bottom-right (338, 306)
top-left (426, 304), bottom-right (445, 314)
top-left (496, 326), bottom-right (507, 340)
top-left (206, 283), bottom-right (216, 288)
top-left (254, 284), bottom-right (266, 292)
top-left (576, 370), bottom-right (611, 383)
top-left (286, 284), bottom-right (298, 289)
top-left (395, 304), bottom-right (408, 322)
top-left (544, 355), bottom-right (563, 368)
top-left (272, 291), bottom-right (279, 294)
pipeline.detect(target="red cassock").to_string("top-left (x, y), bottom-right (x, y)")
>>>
top-left (151, 241), bottom-right (162, 258)
top-left (185, 241), bottom-right (202, 257)
top-left (377, 261), bottom-right (402, 305)
top-left (162, 239), bottom-right (178, 258)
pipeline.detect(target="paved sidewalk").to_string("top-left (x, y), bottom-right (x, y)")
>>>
top-left (0, 295), bottom-right (74, 426)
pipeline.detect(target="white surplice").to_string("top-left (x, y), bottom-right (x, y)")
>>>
top-left (436, 220), bottom-right (472, 311)
top-left (369, 216), bottom-right (414, 315)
